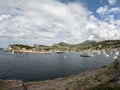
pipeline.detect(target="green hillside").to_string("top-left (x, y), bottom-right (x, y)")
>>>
top-left (8, 40), bottom-right (120, 51)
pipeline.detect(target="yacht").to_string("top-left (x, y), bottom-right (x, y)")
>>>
top-left (56, 51), bottom-right (64, 54)
top-left (80, 53), bottom-right (90, 57)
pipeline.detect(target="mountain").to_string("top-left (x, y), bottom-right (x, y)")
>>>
top-left (54, 42), bottom-right (72, 47)
top-left (89, 40), bottom-right (120, 49)
top-left (80, 40), bottom-right (97, 45)
top-left (4, 40), bottom-right (120, 52)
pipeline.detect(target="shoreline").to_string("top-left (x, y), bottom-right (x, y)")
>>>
top-left (3, 48), bottom-right (119, 53)
top-left (14, 51), bottom-right (53, 54)
top-left (3, 49), bottom-right (54, 54)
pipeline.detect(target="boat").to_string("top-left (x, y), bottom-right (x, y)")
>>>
top-left (56, 51), bottom-right (64, 54)
top-left (11, 50), bottom-right (14, 55)
top-left (105, 54), bottom-right (109, 57)
top-left (114, 56), bottom-right (117, 59)
top-left (64, 56), bottom-right (67, 59)
top-left (80, 54), bottom-right (90, 57)
top-left (115, 52), bottom-right (119, 55)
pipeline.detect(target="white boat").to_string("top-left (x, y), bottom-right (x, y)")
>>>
top-left (105, 54), bottom-right (109, 57)
top-left (114, 56), bottom-right (117, 59)
top-left (115, 52), bottom-right (119, 55)
top-left (11, 50), bottom-right (14, 55)
top-left (110, 52), bottom-right (113, 55)
top-left (64, 56), bottom-right (67, 59)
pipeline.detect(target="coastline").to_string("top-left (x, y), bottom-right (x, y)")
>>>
top-left (3, 40), bottom-right (120, 55)
top-left (14, 50), bottom-right (53, 54)
top-left (3, 49), bottom-right (54, 54)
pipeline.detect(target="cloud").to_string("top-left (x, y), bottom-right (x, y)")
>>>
top-left (0, 0), bottom-right (120, 47)
top-left (108, 0), bottom-right (116, 5)
top-left (96, 5), bottom-right (120, 19)
top-left (96, 6), bottom-right (109, 16)
top-left (109, 7), bottom-right (120, 13)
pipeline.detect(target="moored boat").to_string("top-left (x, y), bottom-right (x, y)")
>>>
top-left (56, 51), bottom-right (64, 54)
top-left (80, 54), bottom-right (90, 57)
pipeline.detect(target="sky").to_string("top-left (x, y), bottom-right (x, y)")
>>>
top-left (0, 0), bottom-right (120, 47)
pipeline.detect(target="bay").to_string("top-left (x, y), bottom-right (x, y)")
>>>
top-left (0, 50), bottom-right (115, 82)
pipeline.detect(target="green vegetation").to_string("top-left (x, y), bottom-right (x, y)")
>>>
top-left (80, 40), bottom-right (97, 45)
top-left (90, 40), bottom-right (120, 50)
top-left (71, 40), bottom-right (120, 51)
top-left (43, 47), bottom-right (52, 51)
top-left (56, 42), bottom-right (72, 47)
top-left (9, 40), bottom-right (120, 52)
top-left (52, 43), bottom-right (69, 51)
top-left (10, 44), bottom-right (33, 50)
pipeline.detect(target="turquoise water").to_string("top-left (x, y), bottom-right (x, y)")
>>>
top-left (0, 50), bottom-right (115, 82)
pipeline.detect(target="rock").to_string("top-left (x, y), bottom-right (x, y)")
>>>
top-left (94, 76), bottom-right (102, 82)
top-left (2, 80), bottom-right (26, 90)
top-left (113, 56), bottom-right (120, 72)
top-left (114, 80), bottom-right (120, 86)
top-left (108, 77), bottom-right (117, 83)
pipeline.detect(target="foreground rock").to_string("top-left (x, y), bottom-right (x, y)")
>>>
top-left (0, 80), bottom-right (26, 90)
top-left (1, 56), bottom-right (120, 90)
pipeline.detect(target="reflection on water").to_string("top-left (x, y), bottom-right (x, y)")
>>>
top-left (0, 50), bottom-right (115, 82)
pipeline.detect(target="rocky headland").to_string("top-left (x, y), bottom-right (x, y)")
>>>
top-left (3, 40), bottom-right (120, 54)
top-left (1, 56), bottom-right (120, 90)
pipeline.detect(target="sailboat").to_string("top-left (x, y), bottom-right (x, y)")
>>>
top-left (11, 50), bottom-right (14, 55)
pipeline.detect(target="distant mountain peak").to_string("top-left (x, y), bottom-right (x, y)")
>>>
top-left (80, 40), bottom-right (97, 45)
top-left (57, 42), bottom-right (71, 47)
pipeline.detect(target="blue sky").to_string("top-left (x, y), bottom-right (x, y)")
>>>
top-left (0, 0), bottom-right (120, 47)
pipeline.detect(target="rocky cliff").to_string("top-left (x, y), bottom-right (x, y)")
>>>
top-left (1, 56), bottom-right (120, 90)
